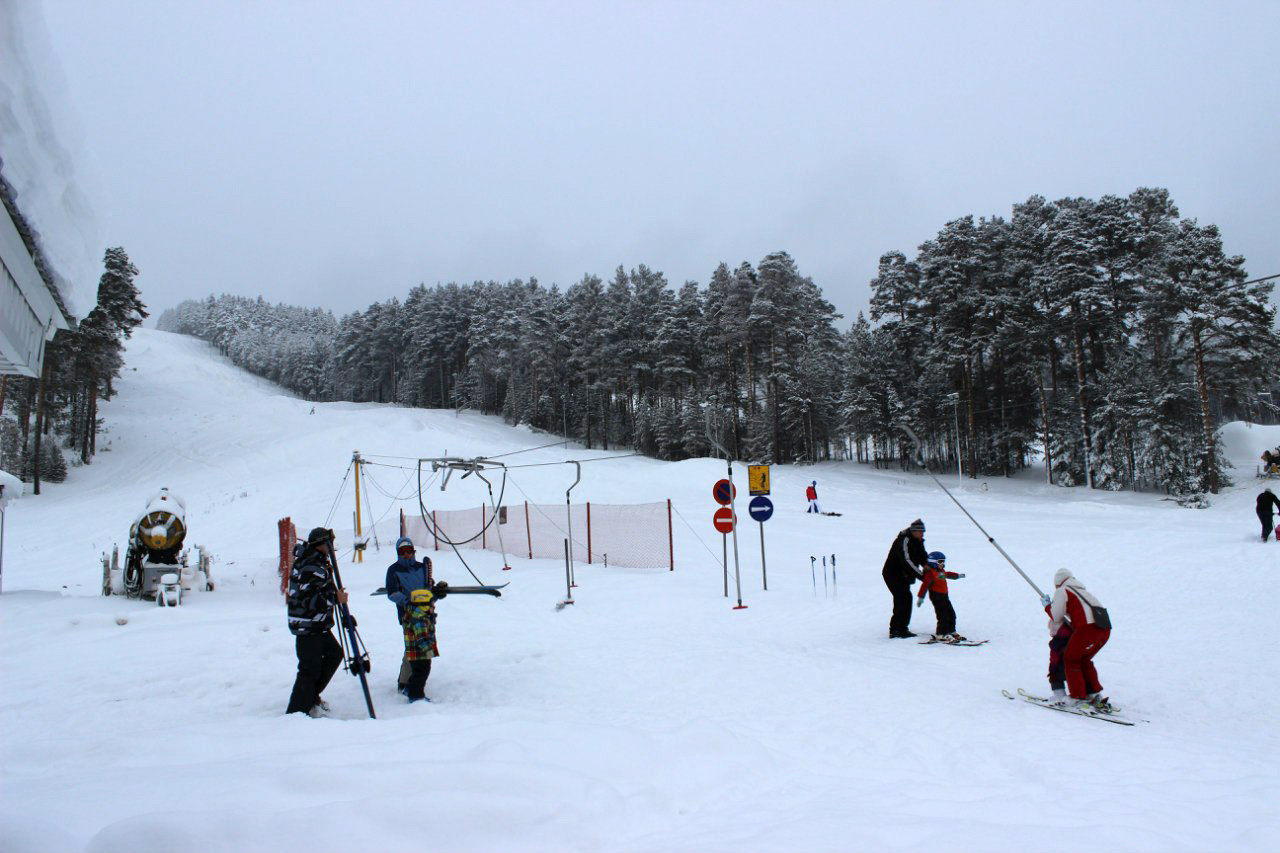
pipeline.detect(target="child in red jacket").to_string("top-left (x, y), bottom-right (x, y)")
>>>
top-left (917, 550), bottom-right (966, 642)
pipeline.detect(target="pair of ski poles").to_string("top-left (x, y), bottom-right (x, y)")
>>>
top-left (810, 554), bottom-right (836, 597)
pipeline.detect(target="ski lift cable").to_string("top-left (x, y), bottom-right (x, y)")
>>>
top-left (414, 460), bottom-right (492, 586)
top-left (485, 437), bottom-right (580, 459)
top-left (505, 452), bottom-right (641, 470)
top-left (668, 501), bottom-right (725, 566)
top-left (322, 460), bottom-right (356, 530)
top-left (502, 471), bottom-right (588, 553)
top-left (360, 464), bottom-right (421, 502)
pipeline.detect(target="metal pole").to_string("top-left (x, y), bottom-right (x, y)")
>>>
top-left (722, 533), bottom-right (728, 597)
top-left (952, 395), bottom-right (963, 485)
top-left (352, 450), bottom-right (364, 562)
top-left (706, 410), bottom-right (746, 609)
top-left (758, 521), bottom-right (767, 591)
top-left (565, 461), bottom-right (581, 587)
top-left (899, 423), bottom-right (1046, 599)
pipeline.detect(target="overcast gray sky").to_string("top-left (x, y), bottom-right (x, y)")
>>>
top-left (36, 0), bottom-right (1280, 324)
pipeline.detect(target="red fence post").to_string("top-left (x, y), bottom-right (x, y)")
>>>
top-left (586, 502), bottom-right (592, 564)
top-left (278, 517), bottom-right (296, 594)
top-left (432, 511), bottom-right (439, 551)
top-left (399, 508), bottom-right (406, 538)
top-left (525, 501), bottom-right (532, 559)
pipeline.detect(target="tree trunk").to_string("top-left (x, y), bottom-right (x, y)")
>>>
top-left (1038, 367), bottom-right (1053, 484)
top-left (1071, 310), bottom-right (1093, 488)
top-left (82, 381), bottom-right (98, 463)
top-left (1192, 325), bottom-right (1218, 494)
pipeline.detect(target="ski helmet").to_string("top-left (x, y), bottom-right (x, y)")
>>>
top-left (927, 550), bottom-right (946, 568)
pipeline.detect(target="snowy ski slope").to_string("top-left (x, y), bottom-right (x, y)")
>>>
top-left (1, 328), bottom-right (1277, 853)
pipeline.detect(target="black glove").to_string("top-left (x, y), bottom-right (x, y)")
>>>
top-left (432, 581), bottom-right (449, 600)
top-left (343, 613), bottom-right (357, 629)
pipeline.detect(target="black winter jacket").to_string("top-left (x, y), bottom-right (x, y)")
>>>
top-left (1257, 491), bottom-right (1280, 515)
top-left (287, 547), bottom-right (338, 635)
top-left (882, 529), bottom-right (928, 584)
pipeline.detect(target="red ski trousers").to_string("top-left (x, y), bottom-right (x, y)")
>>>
top-left (1064, 623), bottom-right (1110, 699)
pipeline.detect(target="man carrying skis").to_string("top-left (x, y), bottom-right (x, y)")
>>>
top-left (806, 480), bottom-right (821, 514)
top-left (285, 527), bottom-right (348, 716)
top-left (1042, 568), bottom-right (1112, 710)
top-left (385, 536), bottom-right (449, 702)
top-left (882, 519), bottom-right (928, 638)
top-left (1256, 488), bottom-right (1280, 542)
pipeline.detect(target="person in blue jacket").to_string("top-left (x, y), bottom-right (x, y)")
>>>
top-left (385, 537), bottom-right (448, 701)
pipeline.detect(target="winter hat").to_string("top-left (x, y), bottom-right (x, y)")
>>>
top-left (307, 527), bottom-right (335, 547)
top-left (927, 550), bottom-right (946, 567)
top-left (909, 519), bottom-right (926, 532)
top-left (395, 536), bottom-right (415, 552)
top-left (812, 480), bottom-right (817, 486)
top-left (1054, 568), bottom-right (1073, 588)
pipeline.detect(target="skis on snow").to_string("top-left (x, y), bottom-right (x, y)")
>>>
top-left (371, 583), bottom-right (508, 597)
top-left (919, 637), bottom-right (988, 646)
top-left (1002, 688), bottom-right (1136, 725)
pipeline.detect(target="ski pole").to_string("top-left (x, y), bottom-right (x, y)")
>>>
top-left (831, 553), bottom-right (837, 597)
top-left (822, 555), bottom-right (828, 595)
top-left (898, 423), bottom-right (1046, 600)
top-left (810, 556), bottom-right (816, 595)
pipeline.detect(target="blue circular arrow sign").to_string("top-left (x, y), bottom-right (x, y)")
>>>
top-left (748, 495), bottom-right (774, 522)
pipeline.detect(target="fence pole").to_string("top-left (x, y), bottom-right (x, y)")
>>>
top-left (432, 510), bottom-right (439, 551)
top-left (667, 499), bottom-right (674, 571)
top-left (587, 502), bottom-right (592, 564)
top-left (525, 501), bottom-right (532, 559)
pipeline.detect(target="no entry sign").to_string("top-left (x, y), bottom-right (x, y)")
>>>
top-left (713, 478), bottom-right (736, 505)
top-left (713, 506), bottom-right (735, 533)
top-left (748, 495), bottom-right (774, 522)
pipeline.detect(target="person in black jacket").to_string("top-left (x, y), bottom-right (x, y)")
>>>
top-left (1257, 489), bottom-right (1280, 542)
top-left (285, 527), bottom-right (348, 715)
top-left (881, 519), bottom-right (928, 638)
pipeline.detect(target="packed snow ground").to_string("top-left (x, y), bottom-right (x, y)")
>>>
top-left (1, 329), bottom-right (1277, 853)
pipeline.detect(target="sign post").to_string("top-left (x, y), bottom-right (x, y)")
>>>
top-left (712, 479), bottom-right (735, 598)
top-left (712, 476), bottom-right (745, 610)
top-left (748, 495), bottom-right (773, 590)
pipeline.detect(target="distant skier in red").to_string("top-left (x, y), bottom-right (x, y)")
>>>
top-left (1043, 568), bottom-right (1113, 711)
top-left (806, 480), bottom-right (821, 514)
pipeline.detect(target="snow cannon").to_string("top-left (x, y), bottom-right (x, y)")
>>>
top-left (103, 488), bottom-right (214, 602)
top-left (131, 488), bottom-right (187, 560)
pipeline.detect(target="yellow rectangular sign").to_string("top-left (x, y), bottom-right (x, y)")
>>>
top-left (748, 464), bottom-right (770, 496)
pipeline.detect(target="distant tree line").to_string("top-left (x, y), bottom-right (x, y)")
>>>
top-left (1, 247), bottom-right (147, 492)
top-left (157, 187), bottom-right (1277, 497)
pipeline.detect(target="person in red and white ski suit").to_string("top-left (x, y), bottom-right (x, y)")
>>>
top-left (806, 481), bottom-right (821, 514)
top-left (1044, 568), bottom-right (1111, 705)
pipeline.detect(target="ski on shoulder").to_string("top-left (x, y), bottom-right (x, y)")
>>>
top-left (1002, 688), bottom-right (1136, 725)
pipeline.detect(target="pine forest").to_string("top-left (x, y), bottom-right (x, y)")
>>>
top-left (145, 188), bottom-right (1277, 499)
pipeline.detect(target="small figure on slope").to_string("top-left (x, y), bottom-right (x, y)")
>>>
top-left (882, 519), bottom-right (928, 638)
top-left (806, 480), bottom-right (821, 514)
top-left (1041, 568), bottom-right (1113, 711)
top-left (918, 550), bottom-right (967, 642)
top-left (1262, 449), bottom-right (1280, 476)
top-left (1256, 488), bottom-right (1280, 542)
top-left (385, 536), bottom-right (449, 702)
top-left (285, 527), bottom-right (348, 717)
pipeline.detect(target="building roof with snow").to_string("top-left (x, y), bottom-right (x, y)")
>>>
top-left (0, 0), bottom-right (102, 377)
